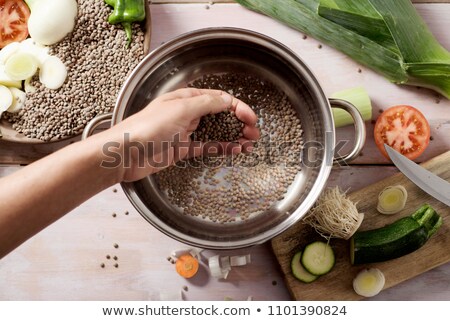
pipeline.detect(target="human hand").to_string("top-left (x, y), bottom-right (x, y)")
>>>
top-left (98, 88), bottom-right (260, 182)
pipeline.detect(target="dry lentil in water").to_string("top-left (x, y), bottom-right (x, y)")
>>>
top-left (156, 73), bottom-right (303, 224)
top-left (3, 0), bottom-right (145, 141)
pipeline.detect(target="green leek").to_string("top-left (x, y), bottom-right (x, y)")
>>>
top-left (235, 0), bottom-right (450, 99)
top-left (330, 86), bottom-right (372, 127)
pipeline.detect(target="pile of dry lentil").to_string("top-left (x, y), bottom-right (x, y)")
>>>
top-left (192, 110), bottom-right (244, 142)
top-left (156, 73), bottom-right (304, 223)
top-left (3, 0), bottom-right (145, 141)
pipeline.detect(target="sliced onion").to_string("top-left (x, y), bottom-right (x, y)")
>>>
top-left (39, 56), bottom-right (67, 90)
top-left (0, 85), bottom-right (13, 113)
top-left (208, 254), bottom-right (252, 279)
top-left (170, 247), bottom-right (203, 261)
top-left (19, 38), bottom-right (51, 65)
top-left (230, 254), bottom-right (251, 266)
top-left (24, 77), bottom-right (36, 93)
top-left (208, 255), bottom-right (231, 279)
top-left (7, 88), bottom-right (26, 113)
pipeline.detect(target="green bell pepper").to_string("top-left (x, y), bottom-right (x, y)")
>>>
top-left (105, 0), bottom-right (146, 47)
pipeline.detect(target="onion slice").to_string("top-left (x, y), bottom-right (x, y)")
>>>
top-left (7, 88), bottom-right (26, 113)
top-left (0, 85), bottom-right (14, 114)
top-left (39, 56), bottom-right (67, 90)
top-left (208, 254), bottom-right (252, 279)
top-left (208, 255), bottom-right (231, 279)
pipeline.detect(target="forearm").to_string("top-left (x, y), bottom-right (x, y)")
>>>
top-left (0, 134), bottom-right (121, 258)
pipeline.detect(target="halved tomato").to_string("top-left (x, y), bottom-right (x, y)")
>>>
top-left (0, 0), bottom-right (30, 49)
top-left (374, 105), bottom-right (430, 160)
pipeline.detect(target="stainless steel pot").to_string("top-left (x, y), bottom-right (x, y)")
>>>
top-left (83, 28), bottom-right (366, 249)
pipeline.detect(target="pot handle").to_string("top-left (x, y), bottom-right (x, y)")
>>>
top-left (329, 98), bottom-right (366, 165)
top-left (81, 112), bottom-right (114, 140)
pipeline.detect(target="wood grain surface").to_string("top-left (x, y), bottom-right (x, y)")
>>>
top-left (1, 2), bottom-right (450, 301)
top-left (271, 151), bottom-right (450, 300)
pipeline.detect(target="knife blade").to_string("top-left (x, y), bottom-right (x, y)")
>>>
top-left (385, 144), bottom-right (450, 207)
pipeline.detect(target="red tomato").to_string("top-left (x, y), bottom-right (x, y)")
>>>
top-left (374, 105), bottom-right (430, 160)
top-left (0, 0), bottom-right (30, 49)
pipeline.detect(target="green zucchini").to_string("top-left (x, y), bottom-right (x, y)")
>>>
top-left (351, 204), bottom-right (443, 265)
top-left (291, 251), bottom-right (319, 283)
top-left (301, 241), bottom-right (335, 276)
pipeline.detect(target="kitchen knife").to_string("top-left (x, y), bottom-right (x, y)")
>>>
top-left (385, 144), bottom-right (450, 207)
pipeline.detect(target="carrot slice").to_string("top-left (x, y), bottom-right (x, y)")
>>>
top-left (175, 254), bottom-right (199, 279)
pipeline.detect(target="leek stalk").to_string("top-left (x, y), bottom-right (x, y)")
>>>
top-left (236, 0), bottom-right (450, 99)
top-left (330, 87), bottom-right (372, 127)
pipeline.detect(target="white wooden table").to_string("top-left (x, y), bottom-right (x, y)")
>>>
top-left (1, 1), bottom-right (450, 301)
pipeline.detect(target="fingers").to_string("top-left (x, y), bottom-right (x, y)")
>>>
top-left (155, 87), bottom-right (260, 143)
top-left (230, 97), bottom-right (258, 126)
top-left (242, 124), bottom-right (260, 141)
top-left (157, 88), bottom-right (225, 102)
top-left (181, 93), bottom-right (232, 120)
top-left (158, 88), bottom-right (258, 126)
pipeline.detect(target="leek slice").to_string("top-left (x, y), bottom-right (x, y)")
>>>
top-left (353, 268), bottom-right (385, 297)
top-left (377, 185), bottom-right (408, 215)
top-left (0, 65), bottom-right (22, 89)
top-left (0, 42), bottom-right (21, 65)
top-left (330, 87), bottom-right (372, 127)
top-left (4, 52), bottom-right (39, 81)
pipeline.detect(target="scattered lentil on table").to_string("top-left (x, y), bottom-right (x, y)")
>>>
top-left (3, 0), bottom-right (145, 141)
top-left (156, 73), bottom-right (304, 224)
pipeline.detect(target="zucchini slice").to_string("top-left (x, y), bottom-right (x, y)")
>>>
top-left (301, 241), bottom-right (335, 276)
top-left (291, 251), bottom-right (319, 283)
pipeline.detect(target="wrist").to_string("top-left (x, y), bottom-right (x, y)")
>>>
top-left (78, 132), bottom-right (125, 186)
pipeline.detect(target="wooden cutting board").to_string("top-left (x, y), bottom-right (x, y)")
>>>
top-left (271, 151), bottom-right (450, 300)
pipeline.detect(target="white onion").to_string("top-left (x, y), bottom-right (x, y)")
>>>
top-left (26, 0), bottom-right (78, 46)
